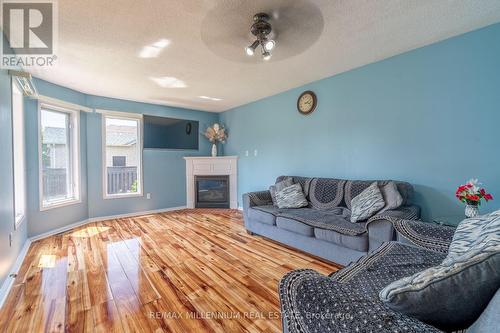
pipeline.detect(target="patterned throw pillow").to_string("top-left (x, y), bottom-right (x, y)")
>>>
top-left (350, 182), bottom-right (385, 222)
top-left (378, 181), bottom-right (403, 213)
top-left (275, 184), bottom-right (308, 209)
top-left (270, 177), bottom-right (294, 206)
top-left (379, 210), bottom-right (500, 331)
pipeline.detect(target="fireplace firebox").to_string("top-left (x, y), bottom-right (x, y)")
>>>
top-left (195, 175), bottom-right (230, 208)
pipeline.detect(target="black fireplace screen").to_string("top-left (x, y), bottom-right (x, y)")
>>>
top-left (195, 176), bottom-right (229, 208)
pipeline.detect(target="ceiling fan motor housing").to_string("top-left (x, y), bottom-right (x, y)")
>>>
top-left (251, 13), bottom-right (272, 37)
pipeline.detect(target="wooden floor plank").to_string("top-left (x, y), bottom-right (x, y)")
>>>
top-left (0, 209), bottom-right (339, 332)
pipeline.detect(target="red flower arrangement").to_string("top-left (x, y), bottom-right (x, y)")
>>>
top-left (455, 179), bottom-right (493, 206)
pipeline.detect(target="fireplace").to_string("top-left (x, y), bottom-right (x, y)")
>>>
top-left (195, 175), bottom-right (230, 208)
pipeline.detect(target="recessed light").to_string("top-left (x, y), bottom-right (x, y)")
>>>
top-left (150, 76), bottom-right (187, 88)
top-left (139, 39), bottom-right (171, 58)
top-left (199, 95), bottom-right (222, 101)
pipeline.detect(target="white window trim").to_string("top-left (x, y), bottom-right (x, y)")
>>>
top-left (101, 110), bottom-right (144, 199)
top-left (38, 101), bottom-right (82, 211)
top-left (11, 80), bottom-right (26, 229)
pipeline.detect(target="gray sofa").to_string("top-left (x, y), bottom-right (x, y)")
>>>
top-left (279, 219), bottom-right (499, 333)
top-left (243, 176), bottom-right (420, 265)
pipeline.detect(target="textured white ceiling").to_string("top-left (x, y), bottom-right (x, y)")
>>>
top-left (27, 0), bottom-right (500, 112)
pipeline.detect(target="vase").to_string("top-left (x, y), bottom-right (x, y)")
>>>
top-left (465, 204), bottom-right (479, 218)
top-left (211, 143), bottom-right (217, 157)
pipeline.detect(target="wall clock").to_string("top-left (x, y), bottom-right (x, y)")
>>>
top-left (297, 91), bottom-right (317, 115)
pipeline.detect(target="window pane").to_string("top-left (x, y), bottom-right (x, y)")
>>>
top-left (41, 109), bottom-right (73, 204)
top-left (12, 83), bottom-right (25, 222)
top-left (105, 117), bottom-right (141, 196)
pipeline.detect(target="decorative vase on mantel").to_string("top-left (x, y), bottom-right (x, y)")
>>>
top-left (211, 144), bottom-right (217, 157)
top-left (204, 123), bottom-right (227, 158)
top-left (465, 203), bottom-right (479, 218)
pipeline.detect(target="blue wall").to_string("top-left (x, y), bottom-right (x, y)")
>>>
top-left (0, 69), bottom-right (28, 288)
top-left (220, 23), bottom-right (500, 221)
top-left (25, 79), bottom-right (218, 237)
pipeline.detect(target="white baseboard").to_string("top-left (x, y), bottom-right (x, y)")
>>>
top-left (0, 239), bottom-right (32, 309)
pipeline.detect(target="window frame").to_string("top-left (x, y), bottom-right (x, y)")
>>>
top-left (11, 79), bottom-right (26, 228)
top-left (101, 111), bottom-right (143, 199)
top-left (38, 101), bottom-right (81, 211)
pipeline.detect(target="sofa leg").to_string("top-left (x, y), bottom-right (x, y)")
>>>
top-left (246, 230), bottom-right (255, 236)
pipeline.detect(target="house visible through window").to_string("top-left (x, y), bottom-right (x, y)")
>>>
top-left (112, 156), bottom-right (126, 167)
top-left (40, 104), bottom-right (80, 209)
top-left (103, 115), bottom-right (142, 198)
top-left (12, 81), bottom-right (26, 226)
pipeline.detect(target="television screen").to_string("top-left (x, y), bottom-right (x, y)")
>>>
top-left (143, 115), bottom-right (199, 150)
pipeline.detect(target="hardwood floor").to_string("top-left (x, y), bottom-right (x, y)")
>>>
top-left (0, 209), bottom-right (339, 333)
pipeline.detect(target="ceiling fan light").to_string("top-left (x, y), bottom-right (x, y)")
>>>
top-left (264, 39), bottom-right (275, 51)
top-left (245, 40), bottom-right (260, 56)
top-left (245, 46), bottom-right (255, 56)
top-left (262, 51), bottom-right (272, 61)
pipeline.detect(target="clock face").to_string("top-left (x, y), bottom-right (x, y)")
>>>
top-left (297, 91), bottom-right (317, 114)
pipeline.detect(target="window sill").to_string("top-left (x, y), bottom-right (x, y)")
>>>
top-left (103, 192), bottom-right (143, 200)
top-left (40, 198), bottom-right (82, 211)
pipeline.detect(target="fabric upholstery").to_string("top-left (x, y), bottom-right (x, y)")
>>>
top-left (308, 177), bottom-right (346, 209)
top-left (350, 182), bottom-right (386, 222)
top-left (276, 216), bottom-right (314, 236)
top-left (314, 227), bottom-right (368, 252)
top-left (275, 176), bottom-right (313, 198)
top-left (280, 242), bottom-right (445, 333)
top-left (467, 288), bottom-right (500, 333)
top-left (275, 184), bottom-right (308, 209)
top-left (345, 180), bottom-right (413, 209)
top-left (278, 208), bottom-right (366, 236)
top-left (248, 206), bottom-right (280, 225)
top-left (393, 219), bottom-right (455, 253)
top-left (270, 177), bottom-right (293, 206)
top-left (380, 210), bottom-right (500, 331)
top-left (379, 181), bottom-right (403, 213)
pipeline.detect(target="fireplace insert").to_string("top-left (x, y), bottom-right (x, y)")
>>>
top-left (195, 175), bottom-right (230, 208)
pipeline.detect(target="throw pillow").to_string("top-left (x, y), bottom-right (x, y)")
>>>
top-left (378, 181), bottom-right (403, 213)
top-left (270, 177), bottom-right (293, 206)
top-left (275, 184), bottom-right (308, 209)
top-left (379, 210), bottom-right (500, 331)
top-left (350, 182), bottom-right (385, 222)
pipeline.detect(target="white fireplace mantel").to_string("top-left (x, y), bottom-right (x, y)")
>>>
top-left (184, 156), bottom-right (238, 209)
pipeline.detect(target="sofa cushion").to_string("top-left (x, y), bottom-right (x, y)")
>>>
top-left (308, 177), bottom-right (346, 209)
top-left (350, 182), bottom-right (386, 222)
top-left (345, 180), bottom-right (413, 210)
top-left (379, 181), bottom-right (404, 213)
top-left (275, 184), bottom-right (308, 209)
top-left (314, 228), bottom-right (368, 252)
top-left (269, 177), bottom-right (293, 206)
top-left (380, 210), bottom-right (500, 331)
top-left (278, 208), bottom-right (366, 236)
top-left (276, 216), bottom-right (314, 236)
top-left (248, 206), bottom-right (281, 225)
top-left (275, 176), bottom-right (313, 198)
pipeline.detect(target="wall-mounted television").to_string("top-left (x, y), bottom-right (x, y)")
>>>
top-left (143, 115), bottom-right (199, 150)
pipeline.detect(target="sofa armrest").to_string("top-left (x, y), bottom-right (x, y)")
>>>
top-left (242, 190), bottom-right (273, 230)
top-left (366, 205), bottom-right (420, 252)
top-left (392, 219), bottom-right (456, 253)
top-left (242, 190), bottom-right (273, 209)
